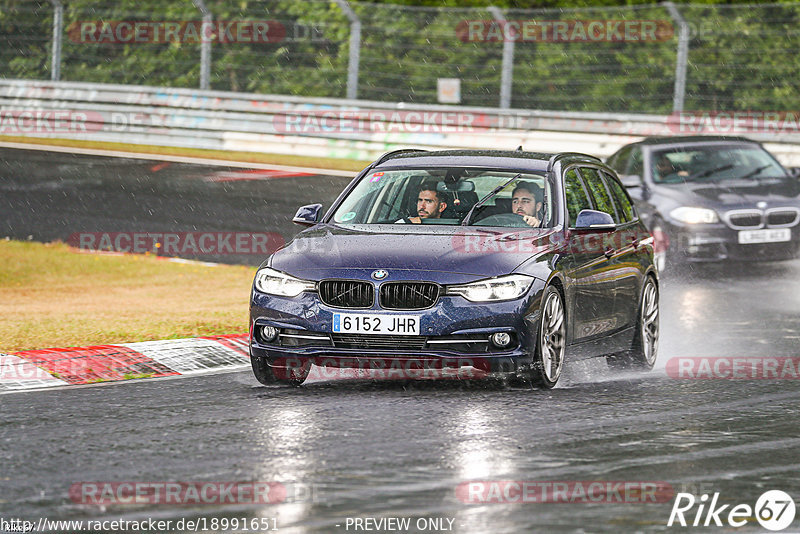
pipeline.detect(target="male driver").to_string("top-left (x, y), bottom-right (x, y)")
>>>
top-left (511, 182), bottom-right (543, 227)
top-left (405, 182), bottom-right (448, 223)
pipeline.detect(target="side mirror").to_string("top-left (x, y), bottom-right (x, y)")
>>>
top-left (789, 167), bottom-right (800, 178)
top-left (292, 204), bottom-right (323, 227)
top-left (574, 209), bottom-right (616, 232)
top-left (620, 174), bottom-right (643, 188)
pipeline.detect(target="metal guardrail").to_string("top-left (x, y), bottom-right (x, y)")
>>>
top-left (1, 79), bottom-right (799, 164)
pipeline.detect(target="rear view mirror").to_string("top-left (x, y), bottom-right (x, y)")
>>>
top-left (292, 204), bottom-right (323, 226)
top-left (438, 181), bottom-right (475, 192)
top-left (620, 174), bottom-right (642, 188)
top-left (574, 209), bottom-right (616, 231)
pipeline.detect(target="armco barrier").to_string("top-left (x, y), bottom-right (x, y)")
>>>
top-left (2, 79), bottom-right (800, 164)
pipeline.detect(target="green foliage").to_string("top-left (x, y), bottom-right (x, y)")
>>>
top-left (1, 0), bottom-right (799, 113)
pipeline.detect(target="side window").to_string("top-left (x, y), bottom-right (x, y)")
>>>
top-left (607, 146), bottom-right (632, 173)
top-left (602, 172), bottom-right (635, 223)
top-left (564, 168), bottom-right (593, 227)
top-left (628, 147), bottom-right (644, 176)
top-left (580, 167), bottom-right (619, 223)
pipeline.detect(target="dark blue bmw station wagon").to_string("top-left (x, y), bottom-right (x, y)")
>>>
top-left (250, 150), bottom-right (659, 388)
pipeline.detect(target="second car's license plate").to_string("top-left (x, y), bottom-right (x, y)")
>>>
top-left (332, 313), bottom-right (421, 335)
top-left (738, 228), bottom-right (791, 244)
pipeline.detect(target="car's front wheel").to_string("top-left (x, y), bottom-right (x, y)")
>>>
top-left (251, 354), bottom-right (311, 387)
top-left (525, 285), bottom-right (566, 388)
top-left (251, 353), bottom-right (279, 385)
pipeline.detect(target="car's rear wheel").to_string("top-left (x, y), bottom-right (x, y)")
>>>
top-left (526, 285), bottom-right (566, 388)
top-left (607, 276), bottom-right (659, 370)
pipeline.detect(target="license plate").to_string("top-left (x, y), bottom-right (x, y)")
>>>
top-left (332, 313), bottom-right (421, 336)
top-left (738, 228), bottom-right (791, 244)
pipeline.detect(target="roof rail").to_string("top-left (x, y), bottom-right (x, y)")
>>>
top-left (375, 148), bottom-right (428, 165)
top-left (546, 152), bottom-right (602, 172)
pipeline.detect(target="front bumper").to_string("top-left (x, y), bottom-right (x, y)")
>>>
top-left (664, 221), bottom-right (800, 262)
top-left (249, 281), bottom-right (545, 375)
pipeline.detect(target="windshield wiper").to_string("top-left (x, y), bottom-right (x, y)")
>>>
top-left (687, 163), bottom-right (735, 181)
top-left (737, 164), bottom-right (772, 180)
top-left (461, 173), bottom-right (521, 226)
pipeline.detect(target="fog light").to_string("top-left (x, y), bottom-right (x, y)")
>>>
top-left (260, 325), bottom-right (279, 343)
top-left (490, 332), bottom-right (512, 348)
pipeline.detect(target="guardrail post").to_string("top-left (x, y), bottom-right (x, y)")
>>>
top-left (192, 0), bottom-right (212, 90)
top-left (334, 0), bottom-right (361, 100)
top-left (663, 2), bottom-right (689, 113)
top-left (49, 0), bottom-right (63, 81)
top-left (488, 6), bottom-right (514, 109)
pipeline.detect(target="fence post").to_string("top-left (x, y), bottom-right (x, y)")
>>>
top-left (334, 0), bottom-right (361, 100)
top-left (192, 0), bottom-right (212, 90)
top-left (663, 2), bottom-right (689, 113)
top-left (49, 0), bottom-right (63, 81)
top-left (488, 7), bottom-right (514, 109)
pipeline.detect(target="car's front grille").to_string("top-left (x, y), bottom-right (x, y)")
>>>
top-left (319, 280), bottom-right (374, 308)
top-left (331, 334), bottom-right (427, 350)
top-left (767, 209), bottom-right (800, 227)
top-left (726, 211), bottom-right (762, 229)
top-left (379, 282), bottom-right (440, 310)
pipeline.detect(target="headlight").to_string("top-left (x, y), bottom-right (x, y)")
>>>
top-left (447, 274), bottom-right (534, 302)
top-left (670, 207), bottom-right (719, 224)
top-left (254, 267), bottom-right (316, 297)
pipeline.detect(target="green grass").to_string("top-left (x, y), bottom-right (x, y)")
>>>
top-left (0, 240), bottom-right (258, 352)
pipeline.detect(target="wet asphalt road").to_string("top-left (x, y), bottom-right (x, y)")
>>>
top-left (2, 148), bottom-right (800, 533)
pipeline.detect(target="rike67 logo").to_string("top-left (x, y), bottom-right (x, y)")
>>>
top-left (668, 490), bottom-right (796, 530)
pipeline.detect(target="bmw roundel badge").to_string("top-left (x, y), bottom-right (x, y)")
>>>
top-left (371, 269), bottom-right (388, 281)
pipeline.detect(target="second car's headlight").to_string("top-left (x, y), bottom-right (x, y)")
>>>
top-left (670, 207), bottom-right (719, 224)
top-left (254, 267), bottom-right (316, 297)
top-left (447, 274), bottom-right (535, 302)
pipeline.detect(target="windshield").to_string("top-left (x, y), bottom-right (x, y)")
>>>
top-left (651, 145), bottom-right (787, 184)
top-left (330, 168), bottom-right (553, 228)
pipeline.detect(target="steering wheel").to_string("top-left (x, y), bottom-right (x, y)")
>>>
top-left (474, 213), bottom-right (534, 228)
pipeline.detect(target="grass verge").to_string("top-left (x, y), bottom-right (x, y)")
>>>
top-left (0, 135), bottom-right (370, 172)
top-left (0, 240), bottom-right (257, 352)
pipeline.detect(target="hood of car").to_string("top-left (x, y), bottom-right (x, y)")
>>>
top-left (652, 178), bottom-right (800, 209)
top-left (269, 224), bottom-right (559, 280)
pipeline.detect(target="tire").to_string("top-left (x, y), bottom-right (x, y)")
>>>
top-left (525, 285), bottom-right (566, 389)
top-left (607, 276), bottom-right (659, 371)
top-left (251, 354), bottom-right (311, 387)
top-left (251, 353), bottom-right (279, 385)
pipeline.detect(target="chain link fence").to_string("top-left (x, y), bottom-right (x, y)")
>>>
top-left (2, 0), bottom-right (799, 114)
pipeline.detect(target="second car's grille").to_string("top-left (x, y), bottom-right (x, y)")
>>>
top-left (379, 282), bottom-right (440, 310)
top-left (319, 280), bottom-right (374, 308)
top-left (331, 334), bottom-right (427, 350)
top-left (767, 209), bottom-right (799, 227)
top-left (727, 211), bottom-right (762, 229)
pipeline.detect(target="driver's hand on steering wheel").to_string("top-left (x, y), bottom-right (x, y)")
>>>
top-left (521, 215), bottom-right (540, 227)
